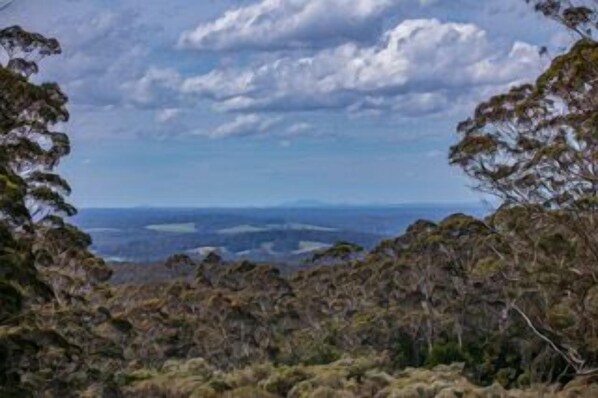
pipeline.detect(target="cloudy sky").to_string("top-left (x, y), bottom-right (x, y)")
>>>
top-left (1, 0), bottom-right (571, 207)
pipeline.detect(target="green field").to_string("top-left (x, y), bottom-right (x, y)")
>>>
top-left (145, 223), bottom-right (197, 233)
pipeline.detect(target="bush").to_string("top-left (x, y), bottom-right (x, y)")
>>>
top-left (425, 340), bottom-right (469, 368)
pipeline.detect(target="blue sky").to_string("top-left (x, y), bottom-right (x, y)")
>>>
top-left (2, 0), bottom-right (571, 207)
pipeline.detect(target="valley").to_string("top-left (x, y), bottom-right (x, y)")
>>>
top-left (73, 205), bottom-right (487, 264)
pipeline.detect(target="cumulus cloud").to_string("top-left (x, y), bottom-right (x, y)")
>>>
top-left (6, 0), bottom-right (561, 143)
top-left (180, 19), bottom-right (546, 116)
top-left (47, 10), bottom-right (155, 107)
top-left (178, 0), bottom-right (409, 51)
top-left (207, 114), bottom-right (283, 138)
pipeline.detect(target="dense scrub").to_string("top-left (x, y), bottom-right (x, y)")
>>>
top-left (120, 357), bottom-right (598, 397)
top-left (105, 209), bottom-right (598, 389)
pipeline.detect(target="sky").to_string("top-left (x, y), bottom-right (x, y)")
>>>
top-left (0, 0), bottom-right (573, 207)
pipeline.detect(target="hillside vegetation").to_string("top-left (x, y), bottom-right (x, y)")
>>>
top-left (2, 1), bottom-right (598, 396)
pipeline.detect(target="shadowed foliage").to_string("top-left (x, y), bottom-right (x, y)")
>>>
top-left (0, 26), bottom-right (121, 397)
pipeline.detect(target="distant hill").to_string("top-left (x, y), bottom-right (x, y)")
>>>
top-left (73, 205), bottom-right (487, 263)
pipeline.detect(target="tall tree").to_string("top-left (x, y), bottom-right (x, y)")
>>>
top-left (0, 26), bottom-right (111, 301)
top-left (449, 1), bottom-right (598, 376)
top-left (0, 26), bottom-right (117, 396)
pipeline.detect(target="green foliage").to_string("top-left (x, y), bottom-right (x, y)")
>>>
top-left (449, 2), bottom-right (598, 378)
top-left (0, 25), bottom-right (120, 396)
top-left (310, 241), bottom-right (365, 265)
top-left (451, 38), bottom-right (598, 210)
top-left (300, 341), bottom-right (342, 366)
top-left (263, 367), bottom-right (311, 395)
top-left (390, 332), bottom-right (422, 369)
top-left (0, 280), bottom-right (22, 321)
top-left (425, 341), bottom-right (470, 368)
top-left (121, 355), bottom-right (598, 397)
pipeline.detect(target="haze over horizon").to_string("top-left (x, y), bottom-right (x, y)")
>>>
top-left (78, 198), bottom-right (491, 210)
top-left (3, 0), bottom-right (571, 208)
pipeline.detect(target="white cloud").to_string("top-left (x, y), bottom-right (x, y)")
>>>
top-left (37, 9), bottom-right (159, 109)
top-left (7, 0), bottom-right (561, 142)
top-left (285, 122), bottom-right (312, 135)
top-left (181, 19), bottom-right (546, 116)
top-left (123, 67), bottom-right (182, 106)
top-left (156, 108), bottom-right (182, 123)
top-left (207, 114), bottom-right (283, 138)
top-left (178, 0), bottom-right (407, 51)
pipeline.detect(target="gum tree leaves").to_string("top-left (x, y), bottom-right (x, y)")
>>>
top-left (0, 26), bottom-right (115, 395)
top-left (450, 39), bottom-right (598, 210)
top-left (449, 2), bottom-right (598, 375)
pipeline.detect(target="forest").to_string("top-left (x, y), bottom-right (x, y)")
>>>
top-left (2, 0), bottom-right (598, 397)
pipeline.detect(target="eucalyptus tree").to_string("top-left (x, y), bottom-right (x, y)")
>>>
top-left (0, 26), bottom-right (117, 395)
top-left (449, 1), bottom-right (598, 377)
top-left (0, 26), bottom-right (111, 302)
top-left (526, 0), bottom-right (598, 39)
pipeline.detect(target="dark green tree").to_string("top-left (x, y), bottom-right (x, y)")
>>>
top-left (0, 26), bottom-right (111, 301)
top-left (0, 26), bottom-right (118, 396)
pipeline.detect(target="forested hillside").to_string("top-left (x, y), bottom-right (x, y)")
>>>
top-left (2, 1), bottom-right (598, 397)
